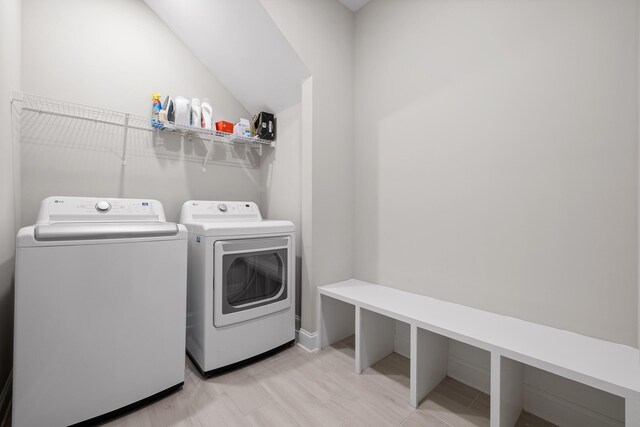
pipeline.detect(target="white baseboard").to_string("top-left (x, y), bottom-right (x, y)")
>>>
top-left (310, 314), bottom-right (623, 427)
top-left (296, 328), bottom-right (319, 353)
top-left (394, 321), bottom-right (411, 358)
top-left (0, 369), bottom-right (11, 427)
top-left (447, 354), bottom-right (491, 395)
top-left (294, 315), bottom-right (301, 332)
top-left (445, 346), bottom-right (621, 427)
top-left (394, 334), bottom-right (410, 358)
top-left (390, 320), bottom-right (621, 426)
top-left (524, 385), bottom-right (623, 427)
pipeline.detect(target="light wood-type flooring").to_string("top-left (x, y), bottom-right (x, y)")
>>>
top-left (94, 336), bottom-right (556, 427)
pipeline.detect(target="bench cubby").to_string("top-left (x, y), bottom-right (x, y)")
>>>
top-left (318, 279), bottom-right (640, 427)
top-left (318, 293), bottom-right (355, 350)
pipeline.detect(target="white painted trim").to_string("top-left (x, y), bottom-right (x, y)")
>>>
top-left (0, 370), bottom-right (12, 427)
top-left (446, 349), bottom-right (621, 427)
top-left (394, 332), bottom-right (411, 358)
top-left (296, 328), bottom-right (319, 353)
top-left (294, 314), bottom-right (301, 331)
top-left (447, 354), bottom-right (491, 394)
top-left (524, 385), bottom-right (623, 427)
top-left (445, 350), bottom-right (622, 427)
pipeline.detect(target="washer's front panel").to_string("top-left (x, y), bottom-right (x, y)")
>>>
top-left (13, 238), bottom-right (186, 427)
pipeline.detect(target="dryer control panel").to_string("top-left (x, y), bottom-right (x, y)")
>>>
top-left (36, 196), bottom-right (166, 224)
top-left (180, 201), bottom-right (262, 223)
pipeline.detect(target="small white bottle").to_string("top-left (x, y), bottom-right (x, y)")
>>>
top-left (234, 118), bottom-right (251, 137)
top-left (201, 98), bottom-right (213, 130)
top-left (191, 98), bottom-right (201, 128)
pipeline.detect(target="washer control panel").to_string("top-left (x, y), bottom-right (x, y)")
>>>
top-left (37, 197), bottom-right (165, 224)
top-left (181, 201), bottom-right (262, 222)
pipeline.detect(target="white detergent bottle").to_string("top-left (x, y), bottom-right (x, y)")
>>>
top-left (174, 96), bottom-right (190, 127)
top-left (201, 98), bottom-right (213, 130)
top-left (191, 98), bottom-right (201, 128)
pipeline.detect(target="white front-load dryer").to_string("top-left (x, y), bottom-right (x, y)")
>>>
top-left (13, 197), bottom-right (188, 427)
top-left (180, 201), bottom-right (295, 376)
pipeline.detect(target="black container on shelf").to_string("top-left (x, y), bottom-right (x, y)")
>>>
top-left (252, 112), bottom-right (276, 141)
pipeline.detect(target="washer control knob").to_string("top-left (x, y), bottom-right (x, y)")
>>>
top-left (95, 201), bottom-right (111, 212)
top-left (217, 203), bottom-right (228, 212)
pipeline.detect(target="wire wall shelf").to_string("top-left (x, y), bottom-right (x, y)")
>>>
top-left (12, 92), bottom-right (276, 171)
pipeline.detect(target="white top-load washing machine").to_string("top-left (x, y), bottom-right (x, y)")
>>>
top-left (13, 197), bottom-right (188, 427)
top-left (180, 201), bottom-right (295, 376)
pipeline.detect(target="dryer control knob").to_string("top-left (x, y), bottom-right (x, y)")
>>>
top-left (217, 203), bottom-right (228, 212)
top-left (95, 201), bottom-right (111, 212)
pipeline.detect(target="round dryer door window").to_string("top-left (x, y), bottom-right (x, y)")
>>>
top-left (222, 248), bottom-right (288, 314)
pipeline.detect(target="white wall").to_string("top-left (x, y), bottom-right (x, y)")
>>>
top-left (20, 0), bottom-right (262, 225)
top-left (260, 101), bottom-right (303, 322)
top-left (354, 0), bottom-right (639, 347)
top-left (260, 0), bottom-right (355, 332)
top-left (0, 0), bottom-right (21, 393)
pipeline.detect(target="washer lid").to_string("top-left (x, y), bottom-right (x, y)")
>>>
top-left (17, 196), bottom-right (187, 247)
top-left (34, 222), bottom-right (179, 241)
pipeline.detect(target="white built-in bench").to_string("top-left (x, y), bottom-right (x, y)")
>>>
top-left (317, 279), bottom-right (640, 427)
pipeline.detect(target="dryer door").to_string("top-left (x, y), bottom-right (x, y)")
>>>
top-left (213, 236), bottom-right (291, 327)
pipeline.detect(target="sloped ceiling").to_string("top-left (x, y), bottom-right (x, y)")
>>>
top-left (142, 0), bottom-right (310, 114)
top-left (338, 0), bottom-right (370, 12)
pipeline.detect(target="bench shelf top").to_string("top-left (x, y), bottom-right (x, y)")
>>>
top-left (319, 279), bottom-right (640, 399)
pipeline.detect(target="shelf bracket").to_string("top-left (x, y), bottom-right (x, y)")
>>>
top-left (202, 133), bottom-right (215, 172)
top-left (121, 113), bottom-right (129, 166)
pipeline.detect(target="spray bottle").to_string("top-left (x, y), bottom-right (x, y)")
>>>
top-left (151, 93), bottom-right (163, 129)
